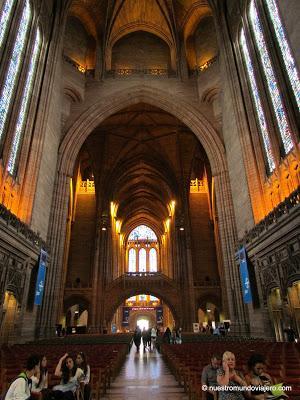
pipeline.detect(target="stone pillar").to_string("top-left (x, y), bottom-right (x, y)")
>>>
top-left (39, 172), bottom-right (70, 337)
top-left (214, 170), bottom-right (249, 335)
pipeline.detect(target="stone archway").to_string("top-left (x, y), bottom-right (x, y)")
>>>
top-left (103, 276), bottom-right (182, 326)
top-left (40, 85), bottom-right (246, 336)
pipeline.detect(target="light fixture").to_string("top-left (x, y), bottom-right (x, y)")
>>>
top-left (207, 309), bottom-right (211, 313)
top-left (179, 227), bottom-right (184, 231)
top-left (102, 227), bottom-right (107, 231)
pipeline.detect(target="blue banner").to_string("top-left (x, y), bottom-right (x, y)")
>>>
top-left (238, 247), bottom-right (252, 304)
top-left (34, 249), bottom-right (47, 306)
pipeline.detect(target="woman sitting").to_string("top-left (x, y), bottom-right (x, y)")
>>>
top-left (245, 354), bottom-right (288, 399)
top-left (217, 351), bottom-right (248, 399)
top-left (75, 352), bottom-right (91, 400)
top-left (52, 353), bottom-right (83, 400)
top-left (31, 355), bottom-right (48, 398)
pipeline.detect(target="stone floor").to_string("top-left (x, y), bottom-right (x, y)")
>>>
top-left (102, 344), bottom-right (188, 400)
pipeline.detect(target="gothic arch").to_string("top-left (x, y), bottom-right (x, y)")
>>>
top-left (41, 85), bottom-right (242, 335)
top-left (103, 284), bottom-right (181, 326)
top-left (59, 86), bottom-right (226, 177)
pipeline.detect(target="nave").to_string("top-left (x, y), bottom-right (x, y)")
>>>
top-left (102, 345), bottom-right (188, 400)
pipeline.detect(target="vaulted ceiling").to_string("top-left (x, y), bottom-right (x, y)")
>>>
top-left (67, 0), bottom-right (213, 43)
top-left (77, 103), bottom-right (210, 236)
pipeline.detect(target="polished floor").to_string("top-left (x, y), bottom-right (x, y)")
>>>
top-left (102, 343), bottom-right (188, 400)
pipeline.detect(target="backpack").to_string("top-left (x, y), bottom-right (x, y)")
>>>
top-left (3, 372), bottom-right (31, 400)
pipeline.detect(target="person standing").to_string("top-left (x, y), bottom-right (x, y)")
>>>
top-left (142, 327), bottom-right (148, 350)
top-left (151, 326), bottom-right (157, 348)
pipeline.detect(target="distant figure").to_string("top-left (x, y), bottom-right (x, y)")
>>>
top-left (147, 328), bottom-right (152, 348)
top-left (133, 326), bottom-right (142, 351)
top-left (151, 326), bottom-right (157, 347)
top-left (284, 327), bottom-right (296, 342)
top-left (213, 326), bottom-right (220, 336)
top-left (142, 327), bottom-right (148, 350)
top-left (171, 328), bottom-right (177, 344)
top-left (163, 327), bottom-right (171, 344)
top-left (5, 354), bottom-right (40, 400)
top-left (219, 324), bottom-right (226, 337)
top-left (201, 354), bottom-right (222, 400)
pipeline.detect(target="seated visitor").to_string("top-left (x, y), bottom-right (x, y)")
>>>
top-left (5, 355), bottom-right (40, 400)
top-left (217, 351), bottom-right (248, 399)
top-left (52, 353), bottom-right (83, 400)
top-left (246, 354), bottom-right (288, 399)
top-left (31, 355), bottom-right (48, 398)
top-left (201, 354), bottom-right (222, 400)
top-left (75, 352), bottom-right (90, 400)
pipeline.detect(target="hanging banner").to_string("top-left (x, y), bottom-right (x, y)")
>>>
top-left (238, 247), bottom-right (252, 304)
top-left (122, 307), bottom-right (130, 326)
top-left (156, 306), bottom-right (163, 324)
top-left (34, 249), bottom-right (47, 306)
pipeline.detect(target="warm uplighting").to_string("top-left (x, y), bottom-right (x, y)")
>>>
top-left (77, 65), bottom-right (86, 73)
top-left (169, 200), bottom-right (176, 217)
top-left (110, 202), bottom-right (118, 218)
top-left (164, 218), bottom-right (170, 233)
top-left (115, 219), bottom-right (122, 234)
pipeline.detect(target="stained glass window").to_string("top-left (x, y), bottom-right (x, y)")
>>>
top-left (139, 248), bottom-right (146, 272)
top-left (150, 295), bottom-right (159, 301)
top-left (249, 0), bottom-right (293, 154)
top-left (240, 28), bottom-right (275, 172)
top-left (149, 248), bottom-right (157, 272)
top-left (0, 1), bottom-right (31, 143)
top-left (128, 225), bottom-right (157, 241)
top-left (264, 0), bottom-right (300, 110)
top-left (0, 0), bottom-right (15, 50)
top-left (139, 294), bottom-right (146, 301)
top-left (128, 248), bottom-right (136, 272)
top-left (127, 296), bottom-right (136, 302)
top-left (7, 29), bottom-right (41, 175)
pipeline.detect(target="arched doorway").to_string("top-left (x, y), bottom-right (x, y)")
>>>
top-left (111, 293), bottom-right (175, 333)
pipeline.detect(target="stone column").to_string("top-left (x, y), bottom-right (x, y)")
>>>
top-left (214, 170), bottom-right (249, 334)
top-left (39, 172), bottom-right (70, 337)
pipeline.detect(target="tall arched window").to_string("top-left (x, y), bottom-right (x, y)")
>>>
top-left (240, 28), bottom-right (275, 172)
top-left (0, 0), bottom-right (31, 145)
top-left (249, 0), bottom-right (293, 154)
top-left (128, 248), bottom-right (136, 272)
top-left (264, 0), bottom-right (300, 110)
top-left (139, 248), bottom-right (146, 272)
top-left (149, 248), bottom-right (157, 272)
top-left (7, 28), bottom-right (41, 175)
top-left (0, 0), bottom-right (15, 50)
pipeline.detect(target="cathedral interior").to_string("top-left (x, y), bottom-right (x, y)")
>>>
top-left (0, 0), bottom-right (299, 348)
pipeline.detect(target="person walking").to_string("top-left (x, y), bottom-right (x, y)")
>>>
top-left (133, 326), bottom-right (142, 351)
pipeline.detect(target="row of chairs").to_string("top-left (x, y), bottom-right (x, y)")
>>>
top-left (0, 342), bottom-right (129, 399)
top-left (161, 341), bottom-right (300, 399)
